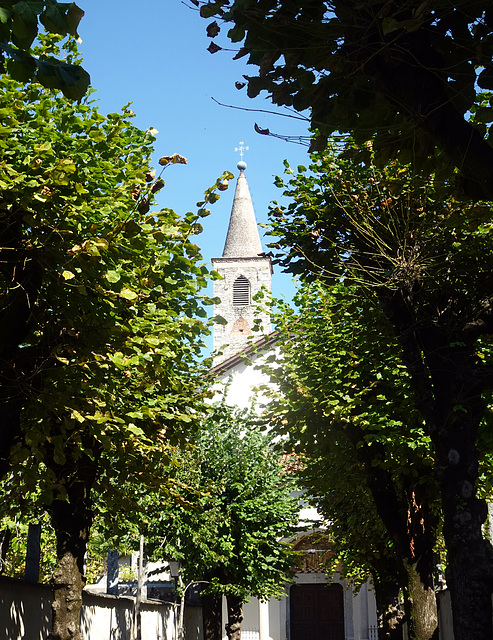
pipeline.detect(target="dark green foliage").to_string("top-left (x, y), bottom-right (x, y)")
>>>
top-left (0, 2), bottom-right (89, 98)
top-left (265, 144), bottom-right (493, 639)
top-left (264, 282), bottom-right (440, 636)
top-left (199, 0), bottom-right (493, 200)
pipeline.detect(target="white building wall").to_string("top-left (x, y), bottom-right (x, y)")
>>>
top-left (278, 573), bottom-right (377, 640)
top-left (236, 571), bottom-right (378, 640)
top-left (268, 597), bottom-right (281, 640)
top-left (213, 348), bottom-right (278, 411)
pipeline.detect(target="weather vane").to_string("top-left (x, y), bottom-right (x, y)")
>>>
top-left (235, 141), bottom-right (249, 161)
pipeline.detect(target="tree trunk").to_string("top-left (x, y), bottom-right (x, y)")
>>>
top-left (178, 590), bottom-right (186, 640)
top-left (202, 593), bottom-right (222, 640)
top-left (445, 539), bottom-right (493, 640)
top-left (380, 291), bottom-right (493, 639)
top-left (403, 560), bottom-right (438, 640)
top-left (438, 429), bottom-right (493, 640)
top-left (106, 549), bottom-right (119, 595)
top-left (423, 343), bottom-right (493, 639)
top-left (132, 534), bottom-right (145, 640)
top-left (0, 399), bottom-right (22, 479)
top-left (349, 429), bottom-right (438, 640)
top-left (225, 594), bottom-right (243, 640)
top-left (47, 454), bottom-right (97, 640)
top-left (0, 528), bottom-right (11, 574)
top-left (48, 550), bottom-right (85, 640)
top-left (25, 522), bottom-right (41, 583)
top-left (371, 554), bottom-right (438, 640)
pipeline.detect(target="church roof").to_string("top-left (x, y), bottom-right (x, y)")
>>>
top-left (222, 164), bottom-right (263, 258)
top-left (209, 331), bottom-right (278, 376)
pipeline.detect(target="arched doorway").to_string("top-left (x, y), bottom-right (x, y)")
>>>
top-left (290, 583), bottom-right (344, 640)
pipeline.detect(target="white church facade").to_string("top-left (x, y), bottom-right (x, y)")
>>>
top-left (209, 159), bottom-right (378, 640)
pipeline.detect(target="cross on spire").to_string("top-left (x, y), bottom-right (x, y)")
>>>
top-left (235, 141), bottom-right (249, 161)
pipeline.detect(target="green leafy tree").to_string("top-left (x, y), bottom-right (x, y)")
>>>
top-left (264, 145), bottom-right (493, 639)
top-left (198, 0), bottom-right (493, 201)
top-left (265, 282), bottom-right (440, 640)
top-left (0, 513), bottom-right (57, 581)
top-left (152, 405), bottom-right (300, 640)
top-left (0, 1), bottom-right (89, 98)
top-left (0, 35), bottom-right (232, 640)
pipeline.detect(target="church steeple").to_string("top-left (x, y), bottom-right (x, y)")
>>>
top-left (212, 159), bottom-right (272, 364)
top-left (222, 162), bottom-right (263, 258)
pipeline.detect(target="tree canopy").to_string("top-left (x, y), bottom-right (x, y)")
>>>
top-left (0, 34), bottom-right (233, 640)
top-left (156, 405), bottom-right (299, 601)
top-left (265, 281), bottom-right (440, 638)
top-left (264, 144), bottom-right (493, 639)
top-left (0, 1), bottom-right (89, 98)
top-left (148, 405), bottom-right (299, 640)
top-left (199, 0), bottom-right (493, 200)
top-left (0, 34), bottom-right (224, 486)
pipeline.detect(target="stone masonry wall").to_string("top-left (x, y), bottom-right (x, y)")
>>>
top-left (212, 257), bottom-right (272, 363)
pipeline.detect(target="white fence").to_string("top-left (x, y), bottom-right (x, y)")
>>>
top-left (0, 576), bottom-right (176, 640)
top-left (0, 575), bottom-right (460, 640)
top-left (240, 630), bottom-right (259, 640)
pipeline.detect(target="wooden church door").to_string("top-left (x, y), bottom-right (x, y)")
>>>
top-left (290, 583), bottom-right (345, 640)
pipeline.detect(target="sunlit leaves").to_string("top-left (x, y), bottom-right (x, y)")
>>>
top-left (0, 46), bottom-right (228, 533)
top-left (105, 270), bottom-right (120, 284)
top-left (149, 406), bottom-right (299, 600)
top-left (119, 287), bottom-right (139, 301)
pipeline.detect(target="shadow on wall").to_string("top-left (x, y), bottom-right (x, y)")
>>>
top-left (0, 577), bottom-right (177, 640)
top-left (111, 603), bottom-right (131, 640)
top-left (80, 593), bottom-right (133, 640)
top-left (0, 577), bottom-right (52, 640)
top-left (184, 605), bottom-right (203, 640)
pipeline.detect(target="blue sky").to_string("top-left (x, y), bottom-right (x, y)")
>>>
top-left (76, 0), bottom-right (311, 303)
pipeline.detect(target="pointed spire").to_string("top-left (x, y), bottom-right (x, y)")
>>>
top-left (222, 162), bottom-right (263, 258)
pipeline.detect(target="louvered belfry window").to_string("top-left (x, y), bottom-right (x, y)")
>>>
top-left (233, 275), bottom-right (250, 306)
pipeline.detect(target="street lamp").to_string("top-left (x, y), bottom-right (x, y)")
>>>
top-left (167, 561), bottom-right (208, 640)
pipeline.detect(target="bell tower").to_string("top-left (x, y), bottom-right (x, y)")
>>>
top-left (212, 156), bottom-right (272, 363)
